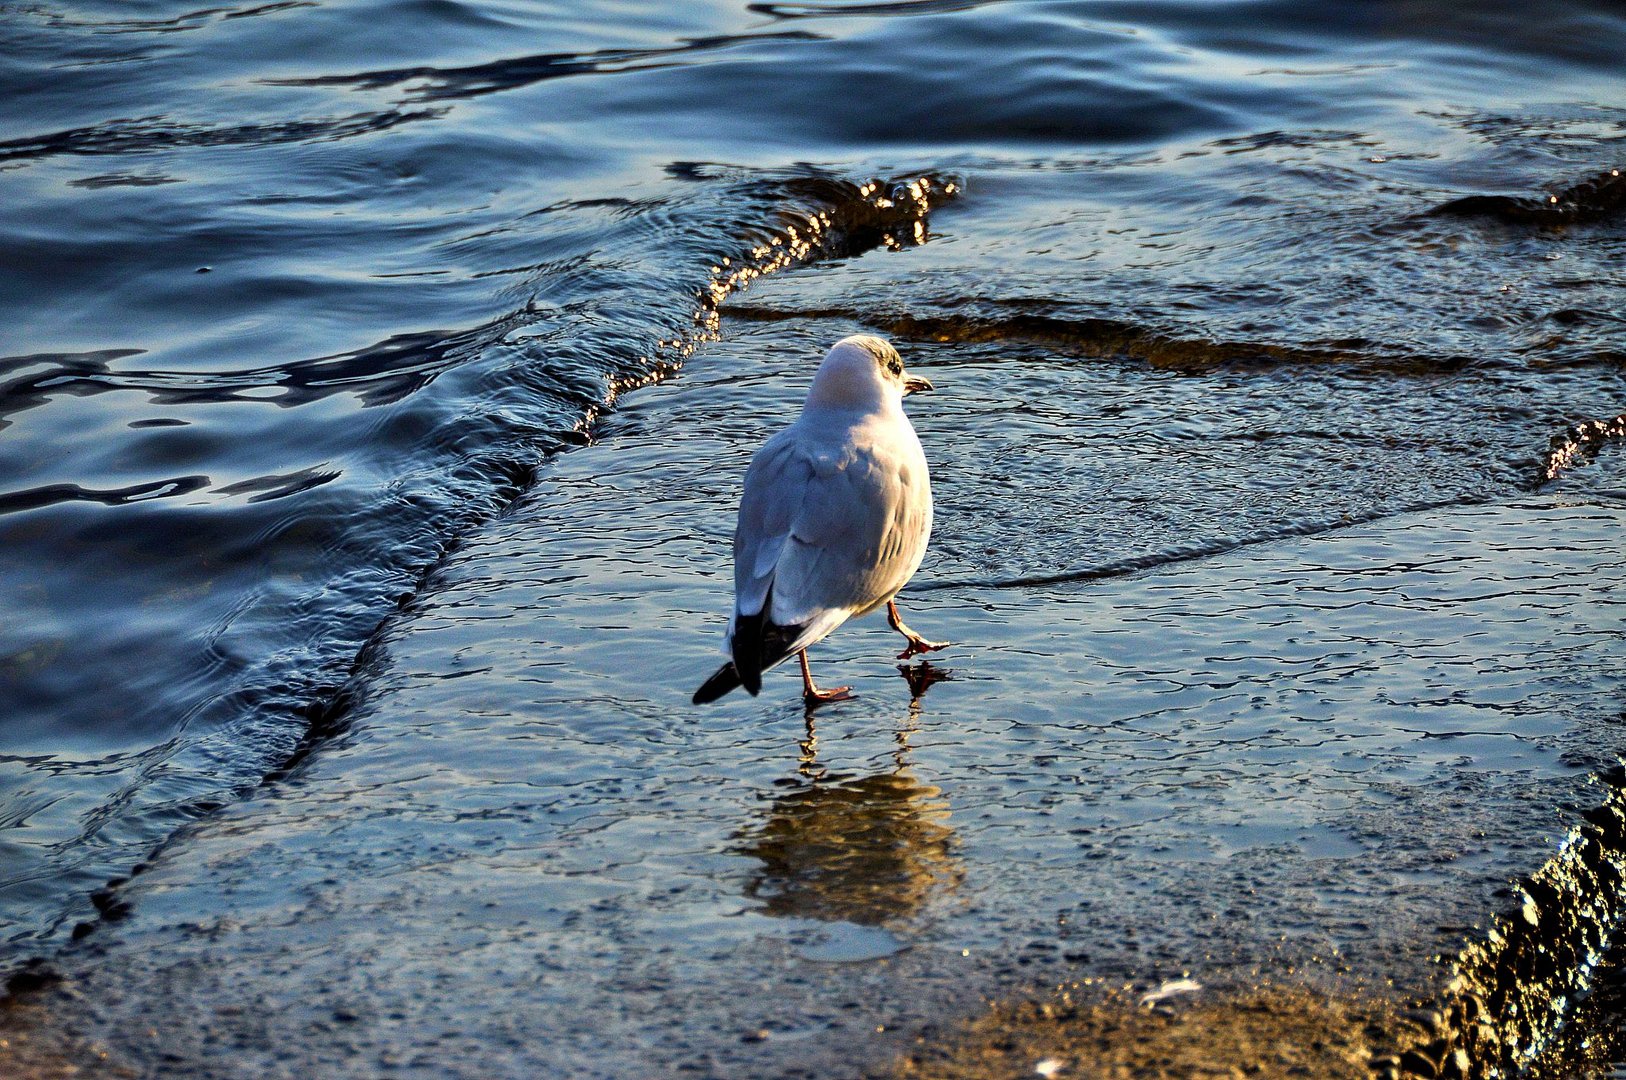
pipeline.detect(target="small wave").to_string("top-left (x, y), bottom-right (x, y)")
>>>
top-left (723, 302), bottom-right (1477, 375)
top-left (268, 30), bottom-right (823, 103)
top-left (0, 477), bottom-right (211, 514)
top-left (0, 315), bottom-right (531, 437)
top-left (0, 109), bottom-right (443, 163)
top-left (27, 0), bottom-right (315, 35)
top-left (748, 0), bottom-right (998, 18)
top-left (914, 494), bottom-right (1497, 594)
top-left (1542, 413), bottom-right (1626, 482)
top-left (1430, 167), bottom-right (1626, 226)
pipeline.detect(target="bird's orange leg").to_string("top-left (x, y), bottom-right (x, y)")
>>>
top-left (799, 650), bottom-right (853, 708)
top-left (887, 599), bottom-right (951, 660)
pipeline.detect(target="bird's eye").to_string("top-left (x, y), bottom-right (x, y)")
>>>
top-left (887, 356), bottom-right (903, 376)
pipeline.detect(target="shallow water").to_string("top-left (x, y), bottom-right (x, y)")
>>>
top-left (2, 0), bottom-right (1624, 1069)
top-left (20, 337), bottom-right (1626, 1077)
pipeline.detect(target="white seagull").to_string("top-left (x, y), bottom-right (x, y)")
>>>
top-left (693, 335), bottom-right (949, 708)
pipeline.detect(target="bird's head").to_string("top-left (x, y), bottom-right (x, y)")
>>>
top-left (804, 335), bottom-right (933, 411)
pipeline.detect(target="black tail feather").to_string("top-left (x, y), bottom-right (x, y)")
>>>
top-left (692, 661), bottom-right (744, 705)
top-left (733, 607), bottom-right (765, 696)
top-left (694, 588), bottom-right (806, 705)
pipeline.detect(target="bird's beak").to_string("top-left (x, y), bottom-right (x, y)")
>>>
top-left (903, 371), bottom-right (934, 395)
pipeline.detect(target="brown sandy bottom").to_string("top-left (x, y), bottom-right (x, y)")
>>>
top-left (0, 978), bottom-right (1610, 1080)
top-left (0, 996), bottom-right (131, 1080)
top-left (887, 974), bottom-right (1626, 1080)
top-left (0, 983), bottom-right (1417, 1080)
top-left (0, 975), bottom-right (1416, 1080)
top-left (887, 983), bottom-right (1421, 1080)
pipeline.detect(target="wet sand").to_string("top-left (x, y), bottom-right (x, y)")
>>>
top-left (891, 986), bottom-right (1406, 1080)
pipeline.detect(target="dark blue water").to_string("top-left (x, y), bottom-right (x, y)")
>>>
top-left (1, 0), bottom-right (1622, 997)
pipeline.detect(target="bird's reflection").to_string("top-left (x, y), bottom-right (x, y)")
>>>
top-left (734, 662), bottom-right (963, 926)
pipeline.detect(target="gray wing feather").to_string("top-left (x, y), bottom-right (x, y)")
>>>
top-left (732, 430), bottom-right (807, 620)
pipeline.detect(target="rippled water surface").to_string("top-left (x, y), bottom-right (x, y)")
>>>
top-left (2, 0), bottom-right (1624, 1071)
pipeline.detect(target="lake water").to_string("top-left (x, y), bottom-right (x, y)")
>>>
top-left (1, 1), bottom-right (1623, 1075)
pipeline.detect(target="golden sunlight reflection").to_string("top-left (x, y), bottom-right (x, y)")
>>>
top-left (735, 680), bottom-right (964, 927)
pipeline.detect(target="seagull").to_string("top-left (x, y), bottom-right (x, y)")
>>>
top-left (693, 335), bottom-right (949, 708)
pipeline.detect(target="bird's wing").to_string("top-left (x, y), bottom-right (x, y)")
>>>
top-left (732, 429), bottom-right (810, 623)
